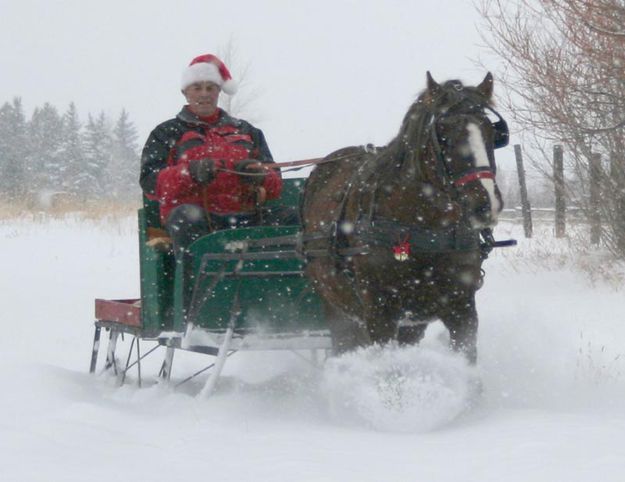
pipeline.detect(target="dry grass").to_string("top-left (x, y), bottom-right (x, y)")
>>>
top-left (490, 219), bottom-right (625, 289)
top-left (0, 197), bottom-right (140, 222)
top-left (2, 201), bottom-right (623, 287)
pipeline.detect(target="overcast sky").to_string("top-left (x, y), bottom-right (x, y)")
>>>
top-left (1, 0), bottom-right (502, 164)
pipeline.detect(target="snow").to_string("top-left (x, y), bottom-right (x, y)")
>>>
top-left (1, 216), bottom-right (625, 481)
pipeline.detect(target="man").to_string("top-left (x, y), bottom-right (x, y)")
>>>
top-left (140, 54), bottom-right (298, 319)
top-left (140, 53), bottom-right (296, 257)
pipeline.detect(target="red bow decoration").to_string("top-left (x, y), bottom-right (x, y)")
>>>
top-left (392, 234), bottom-right (411, 261)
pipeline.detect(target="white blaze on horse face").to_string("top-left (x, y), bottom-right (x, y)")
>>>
top-left (466, 123), bottom-right (501, 220)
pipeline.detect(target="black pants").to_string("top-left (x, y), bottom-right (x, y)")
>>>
top-left (165, 204), bottom-right (300, 320)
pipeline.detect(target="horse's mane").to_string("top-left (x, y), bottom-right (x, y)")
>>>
top-left (381, 79), bottom-right (494, 180)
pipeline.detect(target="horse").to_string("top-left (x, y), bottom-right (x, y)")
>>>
top-left (301, 72), bottom-right (506, 363)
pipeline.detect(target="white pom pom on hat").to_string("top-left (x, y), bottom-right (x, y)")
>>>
top-left (180, 54), bottom-right (238, 95)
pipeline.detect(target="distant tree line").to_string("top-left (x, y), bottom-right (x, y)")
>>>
top-left (0, 97), bottom-right (141, 205)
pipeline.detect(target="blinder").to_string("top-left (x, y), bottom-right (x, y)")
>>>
top-left (489, 109), bottom-right (509, 149)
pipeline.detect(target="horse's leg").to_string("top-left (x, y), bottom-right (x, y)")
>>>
top-left (362, 292), bottom-right (399, 346)
top-left (397, 323), bottom-right (428, 346)
top-left (440, 294), bottom-right (478, 364)
top-left (324, 302), bottom-right (370, 355)
top-left (307, 259), bottom-right (371, 355)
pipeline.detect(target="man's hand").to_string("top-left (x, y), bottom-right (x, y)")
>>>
top-left (188, 158), bottom-right (217, 185)
top-left (235, 159), bottom-right (268, 186)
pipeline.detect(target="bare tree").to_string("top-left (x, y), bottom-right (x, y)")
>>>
top-left (477, 0), bottom-right (625, 257)
top-left (217, 38), bottom-right (263, 124)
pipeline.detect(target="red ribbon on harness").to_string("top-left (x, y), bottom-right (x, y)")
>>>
top-left (392, 234), bottom-right (411, 261)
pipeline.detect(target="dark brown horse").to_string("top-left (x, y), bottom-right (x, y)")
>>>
top-left (301, 72), bottom-right (505, 363)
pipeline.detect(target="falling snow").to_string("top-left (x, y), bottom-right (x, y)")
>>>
top-left (0, 217), bottom-right (624, 481)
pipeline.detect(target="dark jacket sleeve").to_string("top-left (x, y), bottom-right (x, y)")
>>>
top-left (140, 121), bottom-right (201, 205)
top-left (254, 128), bottom-right (274, 164)
top-left (248, 125), bottom-right (281, 200)
top-left (139, 124), bottom-right (173, 197)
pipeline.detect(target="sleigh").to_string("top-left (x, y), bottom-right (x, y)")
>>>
top-left (89, 178), bottom-right (333, 393)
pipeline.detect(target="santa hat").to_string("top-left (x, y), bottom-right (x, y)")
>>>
top-left (180, 54), bottom-right (238, 95)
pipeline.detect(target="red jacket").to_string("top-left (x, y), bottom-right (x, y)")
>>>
top-left (140, 107), bottom-right (282, 224)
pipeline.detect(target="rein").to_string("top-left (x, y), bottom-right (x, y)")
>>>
top-left (268, 145), bottom-right (378, 170)
top-left (216, 153), bottom-right (355, 177)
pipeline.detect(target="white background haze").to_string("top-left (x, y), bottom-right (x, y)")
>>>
top-left (1, 0), bottom-right (494, 162)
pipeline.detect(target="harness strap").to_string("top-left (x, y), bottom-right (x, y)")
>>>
top-left (453, 169), bottom-right (495, 187)
top-left (355, 217), bottom-right (480, 253)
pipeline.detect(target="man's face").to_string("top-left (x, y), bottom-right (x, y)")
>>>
top-left (183, 81), bottom-right (221, 117)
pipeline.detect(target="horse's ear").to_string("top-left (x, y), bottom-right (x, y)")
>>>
top-left (426, 71), bottom-right (441, 95)
top-left (477, 72), bottom-right (494, 99)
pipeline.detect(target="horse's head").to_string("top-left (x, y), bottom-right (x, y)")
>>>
top-left (422, 72), bottom-right (505, 229)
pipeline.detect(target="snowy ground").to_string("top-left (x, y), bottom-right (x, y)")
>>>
top-left (1, 214), bottom-right (625, 481)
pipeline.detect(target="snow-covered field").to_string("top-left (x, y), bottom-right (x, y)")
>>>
top-left (1, 215), bottom-right (625, 482)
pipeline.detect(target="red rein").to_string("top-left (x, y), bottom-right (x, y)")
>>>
top-left (453, 170), bottom-right (495, 187)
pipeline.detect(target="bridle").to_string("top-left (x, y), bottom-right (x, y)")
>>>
top-left (428, 105), bottom-right (507, 190)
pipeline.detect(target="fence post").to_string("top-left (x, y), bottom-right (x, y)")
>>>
top-left (514, 144), bottom-right (533, 238)
top-left (590, 153), bottom-right (601, 245)
top-left (610, 152), bottom-right (625, 254)
top-left (553, 145), bottom-right (566, 238)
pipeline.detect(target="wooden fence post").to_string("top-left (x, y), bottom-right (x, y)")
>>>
top-left (514, 144), bottom-right (533, 238)
top-left (610, 152), bottom-right (625, 254)
top-left (553, 145), bottom-right (566, 238)
top-left (590, 153), bottom-right (602, 245)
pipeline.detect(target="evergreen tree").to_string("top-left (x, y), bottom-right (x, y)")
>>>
top-left (60, 102), bottom-right (85, 197)
top-left (26, 103), bottom-right (64, 196)
top-left (80, 112), bottom-right (112, 199)
top-left (0, 98), bottom-right (28, 200)
top-left (0, 102), bottom-right (15, 197)
top-left (0, 100), bottom-right (141, 204)
top-left (110, 109), bottom-right (140, 201)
